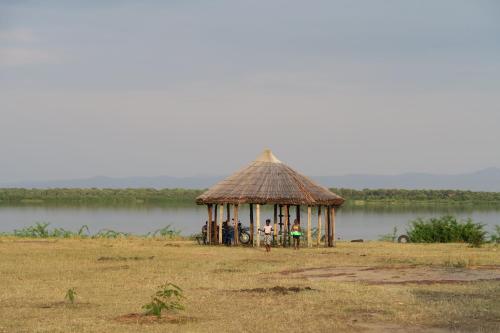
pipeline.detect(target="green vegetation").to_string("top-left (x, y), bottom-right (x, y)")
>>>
top-left (142, 282), bottom-right (184, 318)
top-left (8, 222), bottom-right (90, 238)
top-left (65, 288), bottom-right (77, 304)
top-left (378, 226), bottom-right (398, 242)
top-left (2, 222), bottom-right (181, 239)
top-left (333, 188), bottom-right (500, 205)
top-left (148, 225), bottom-right (182, 238)
top-left (94, 229), bottom-right (131, 238)
top-left (407, 216), bottom-right (487, 247)
top-left (489, 225), bottom-right (500, 243)
top-left (0, 188), bottom-right (203, 206)
top-left (1, 188), bottom-right (499, 207)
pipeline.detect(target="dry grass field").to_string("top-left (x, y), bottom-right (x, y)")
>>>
top-left (0, 238), bottom-right (499, 333)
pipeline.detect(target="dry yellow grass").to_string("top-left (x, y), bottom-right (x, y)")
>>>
top-left (0, 238), bottom-right (499, 333)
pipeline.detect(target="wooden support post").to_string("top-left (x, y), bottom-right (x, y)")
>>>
top-left (218, 204), bottom-right (223, 244)
top-left (256, 204), bottom-right (261, 247)
top-left (233, 204), bottom-right (239, 245)
top-left (213, 204), bottom-right (218, 244)
top-left (249, 204), bottom-right (254, 246)
top-left (325, 206), bottom-right (330, 247)
top-left (307, 206), bottom-right (312, 247)
top-left (226, 204), bottom-right (231, 245)
top-left (207, 204), bottom-right (213, 245)
top-left (273, 204), bottom-right (278, 245)
top-left (331, 206), bottom-right (336, 247)
top-left (328, 206), bottom-right (333, 247)
top-left (286, 205), bottom-right (291, 246)
top-left (327, 206), bottom-right (333, 247)
top-left (279, 205), bottom-right (283, 245)
top-left (327, 206), bottom-right (332, 247)
top-left (283, 205), bottom-right (289, 247)
top-left (317, 206), bottom-right (322, 247)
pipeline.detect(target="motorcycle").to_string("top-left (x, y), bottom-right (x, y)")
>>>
top-left (237, 223), bottom-right (251, 245)
top-left (218, 221), bottom-right (251, 245)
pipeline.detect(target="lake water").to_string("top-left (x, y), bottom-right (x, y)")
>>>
top-left (1, 204), bottom-right (499, 240)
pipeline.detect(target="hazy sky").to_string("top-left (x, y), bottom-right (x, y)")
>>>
top-left (1, 1), bottom-right (499, 182)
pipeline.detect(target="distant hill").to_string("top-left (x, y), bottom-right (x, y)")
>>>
top-left (0, 175), bottom-right (224, 190)
top-left (2, 168), bottom-right (500, 191)
top-left (314, 167), bottom-right (500, 192)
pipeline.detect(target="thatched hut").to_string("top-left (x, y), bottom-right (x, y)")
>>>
top-left (196, 149), bottom-right (344, 247)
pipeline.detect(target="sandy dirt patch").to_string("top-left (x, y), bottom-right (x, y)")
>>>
top-left (114, 313), bottom-right (195, 325)
top-left (238, 286), bottom-right (315, 294)
top-left (281, 265), bottom-right (500, 284)
top-left (356, 323), bottom-right (454, 333)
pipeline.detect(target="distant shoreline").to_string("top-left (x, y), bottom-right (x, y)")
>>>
top-left (1, 188), bottom-right (499, 207)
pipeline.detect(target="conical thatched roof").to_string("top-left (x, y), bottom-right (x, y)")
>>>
top-left (196, 149), bottom-right (344, 206)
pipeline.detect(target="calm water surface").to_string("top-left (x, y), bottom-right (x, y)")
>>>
top-left (1, 204), bottom-right (499, 240)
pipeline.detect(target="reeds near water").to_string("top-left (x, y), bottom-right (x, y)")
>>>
top-left (1, 222), bottom-right (181, 239)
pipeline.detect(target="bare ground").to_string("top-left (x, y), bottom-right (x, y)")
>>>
top-left (281, 265), bottom-right (500, 284)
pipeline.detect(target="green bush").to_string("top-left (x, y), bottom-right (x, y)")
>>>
top-left (490, 225), bottom-right (500, 243)
top-left (14, 222), bottom-right (50, 237)
top-left (407, 216), bottom-right (487, 247)
top-left (142, 282), bottom-right (184, 317)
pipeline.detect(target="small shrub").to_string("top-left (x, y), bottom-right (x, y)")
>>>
top-left (443, 258), bottom-right (469, 268)
top-left (310, 227), bottom-right (319, 239)
top-left (93, 229), bottom-right (130, 238)
top-left (77, 225), bottom-right (90, 237)
top-left (189, 232), bottom-right (203, 240)
top-left (14, 222), bottom-right (50, 237)
top-left (490, 225), bottom-right (500, 243)
top-left (51, 227), bottom-right (75, 238)
top-left (65, 288), bottom-right (77, 304)
top-left (407, 216), bottom-right (486, 247)
top-left (378, 226), bottom-right (398, 242)
top-left (142, 283), bottom-right (184, 318)
top-left (150, 225), bottom-right (181, 238)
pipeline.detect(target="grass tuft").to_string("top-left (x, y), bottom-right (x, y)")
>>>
top-left (65, 288), bottom-right (77, 304)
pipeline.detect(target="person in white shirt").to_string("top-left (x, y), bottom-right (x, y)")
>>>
top-left (259, 219), bottom-right (273, 252)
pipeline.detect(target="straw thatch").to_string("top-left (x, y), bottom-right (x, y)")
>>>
top-left (196, 149), bottom-right (344, 206)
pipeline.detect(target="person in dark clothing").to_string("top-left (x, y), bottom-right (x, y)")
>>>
top-left (201, 221), bottom-right (208, 245)
top-left (222, 221), bottom-right (233, 246)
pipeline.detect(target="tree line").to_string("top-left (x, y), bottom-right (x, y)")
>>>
top-left (0, 188), bottom-right (499, 205)
top-left (0, 188), bottom-right (204, 205)
top-left (331, 188), bottom-right (500, 203)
